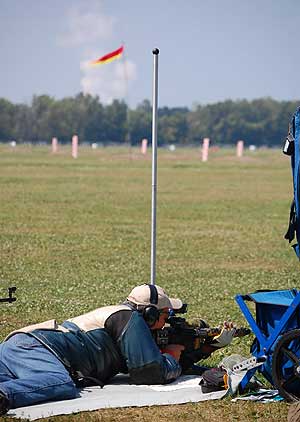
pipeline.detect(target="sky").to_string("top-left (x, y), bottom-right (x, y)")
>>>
top-left (1, 0), bottom-right (299, 109)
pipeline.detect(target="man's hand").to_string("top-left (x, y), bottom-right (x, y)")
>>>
top-left (211, 321), bottom-right (236, 349)
top-left (161, 344), bottom-right (185, 361)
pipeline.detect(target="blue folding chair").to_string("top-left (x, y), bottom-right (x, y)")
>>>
top-left (235, 289), bottom-right (300, 401)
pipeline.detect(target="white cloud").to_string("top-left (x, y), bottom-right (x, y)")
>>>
top-left (80, 59), bottom-right (137, 104)
top-left (59, 1), bottom-right (137, 103)
top-left (58, 1), bottom-right (115, 47)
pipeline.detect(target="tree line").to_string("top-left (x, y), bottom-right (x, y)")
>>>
top-left (0, 94), bottom-right (298, 146)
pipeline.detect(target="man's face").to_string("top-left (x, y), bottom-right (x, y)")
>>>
top-left (150, 308), bottom-right (169, 330)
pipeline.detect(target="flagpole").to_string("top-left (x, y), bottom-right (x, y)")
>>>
top-left (121, 43), bottom-right (132, 156)
top-left (150, 48), bottom-right (159, 286)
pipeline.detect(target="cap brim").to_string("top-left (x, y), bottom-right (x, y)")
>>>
top-left (169, 298), bottom-right (183, 310)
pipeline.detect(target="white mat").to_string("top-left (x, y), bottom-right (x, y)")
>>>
top-left (8, 374), bottom-right (228, 420)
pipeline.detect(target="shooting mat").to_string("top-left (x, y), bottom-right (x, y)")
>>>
top-left (8, 374), bottom-right (228, 420)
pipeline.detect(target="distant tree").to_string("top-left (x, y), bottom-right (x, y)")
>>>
top-left (129, 100), bottom-right (152, 145)
top-left (30, 95), bottom-right (55, 142)
top-left (79, 94), bottom-right (106, 143)
top-left (158, 110), bottom-right (189, 145)
top-left (48, 97), bottom-right (77, 143)
top-left (0, 98), bottom-right (16, 142)
top-left (104, 100), bottom-right (128, 143)
top-left (14, 103), bottom-right (34, 142)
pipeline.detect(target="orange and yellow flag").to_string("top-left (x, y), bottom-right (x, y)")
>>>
top-left (89, 46), bottom-right (124, 66)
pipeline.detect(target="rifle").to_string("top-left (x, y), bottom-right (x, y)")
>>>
top-left (153, 304), bottom-right (251, 371)
top-left (0, 287), bottom-right (17, 304)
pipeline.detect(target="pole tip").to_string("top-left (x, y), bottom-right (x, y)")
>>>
top-left (152, 48), bottom-right (159, 55)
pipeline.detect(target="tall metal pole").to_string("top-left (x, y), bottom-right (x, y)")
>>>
top-left (121, 43), bottom-right (132, 154)
top-left (150, 48), bottom-right (159, 285)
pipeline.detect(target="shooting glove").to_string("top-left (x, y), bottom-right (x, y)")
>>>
top-left (210, 322), bottom-right (236, 349)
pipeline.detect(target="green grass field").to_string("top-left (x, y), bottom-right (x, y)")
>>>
top-left (0, 144), bottom-right (296, 421)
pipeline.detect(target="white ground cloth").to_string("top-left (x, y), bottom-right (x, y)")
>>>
top-left (8, 374), bottom-right (228, 420)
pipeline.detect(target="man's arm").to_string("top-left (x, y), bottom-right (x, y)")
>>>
top-left (118, 312), bottom-right (182, 384)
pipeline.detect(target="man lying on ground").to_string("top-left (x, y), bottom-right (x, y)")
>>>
top-left (0, 284), bottom-right (235, 414)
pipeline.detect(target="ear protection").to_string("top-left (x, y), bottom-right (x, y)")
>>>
top-left (142, 284), bottom-right (160, 327)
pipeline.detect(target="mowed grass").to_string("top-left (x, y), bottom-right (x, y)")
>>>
top-left (0, 144), bottom-right (296, 420)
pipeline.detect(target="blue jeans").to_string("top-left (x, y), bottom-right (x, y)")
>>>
top-left (0, 333), bottom-right (77, 408)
